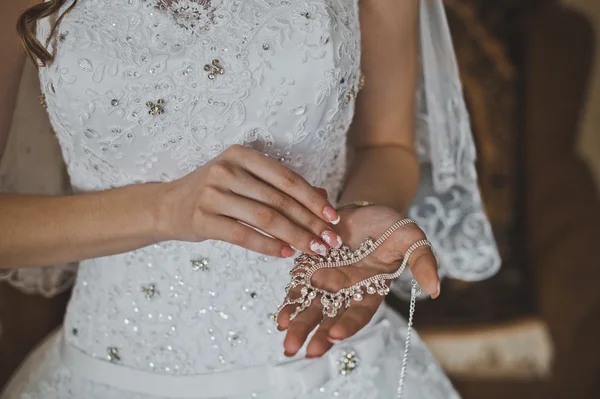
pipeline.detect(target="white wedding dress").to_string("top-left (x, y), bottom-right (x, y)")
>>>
top-left (0, 0), bottom-right (501, 398)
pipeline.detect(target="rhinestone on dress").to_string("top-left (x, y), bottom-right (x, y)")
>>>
top-left (358, 73), bottom-right (366, 91)
top-left (191, 258), bottom-right (209, 271)
top-left (346, 89), bottom-right (357, 101)
top-left (107, 347), bottom-right (121, 363)
top-left (204, 59), bottom-right (225, 79)
top-left (338, 350), bottom-right (359, 376)
top-left (146, 99), bottom-right (165, 116)
top-left (141, 283), bottom-right (159, 299)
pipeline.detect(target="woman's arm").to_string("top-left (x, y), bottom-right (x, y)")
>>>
top-left (340, 0), bottom-right (420, 212)
top-left (0, 185), bottom-right (169, 268)
top-left (0, 2), bottom-right (168, 268)
top-left (0, 145), bottom-right (344, 268)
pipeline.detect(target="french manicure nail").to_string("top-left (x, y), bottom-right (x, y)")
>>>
top-left (327, 337), bottom-right (342, 344)
top-left (321, 230), bottom-right (343, 249)
top-left (323, 205), bottom-right (339, 224)
top-left (310, 240), bottom-right (328, 256)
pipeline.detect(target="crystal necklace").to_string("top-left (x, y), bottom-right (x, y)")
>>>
top-left (276, 219), bottom-right (430, 397)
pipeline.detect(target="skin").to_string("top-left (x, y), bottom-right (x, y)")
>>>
top-left (1, 0), bottom-right (439, 360)
top-left (278, 0), bottom-right (440, 358)
top-left (0, 6), bottom-right (343, 267)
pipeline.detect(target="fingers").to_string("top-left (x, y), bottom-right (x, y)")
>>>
top-left (322, 294), bottom-right (383, 343)
top-left (281, 300), bottom-right (323, 357)
top-left (315, 187), bottom-right (329, 199)
top-left (226, 146), bottom-right (340, 225)
top-left (227, 173), bottom-right (343, 250)
top-left (394, 224), bottom-right (439, 298)
top-left (305, 315), bottom-right (337, 358)
top-left (211, 191), bottom-right (330, 256)
top-left (205, 215), bottom-right (295, 258)
top-left (409, 247), bottom-right (440, 298)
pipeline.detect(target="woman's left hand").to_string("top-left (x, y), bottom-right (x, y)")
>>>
top-left (276, 204), bottom-right (439, 358)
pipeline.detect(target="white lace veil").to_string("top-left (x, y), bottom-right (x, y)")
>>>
top-left (393, 0), bottom-right (501, 297)
top-left (0, 0), bottom-right (500, 298)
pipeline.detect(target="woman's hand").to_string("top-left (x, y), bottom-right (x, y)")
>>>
top-left (158, 144), bottom-right (343, 258)
top-left (276, 204), bottom-right (439, 358)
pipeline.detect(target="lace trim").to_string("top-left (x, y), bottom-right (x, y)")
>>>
top-left (387, 0), bottom-right (501, 299)
top-left (0, 265), bottom-right (77, 298)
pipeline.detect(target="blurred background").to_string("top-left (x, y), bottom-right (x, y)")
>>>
top-left (1, 0), bottom-right (600, 398)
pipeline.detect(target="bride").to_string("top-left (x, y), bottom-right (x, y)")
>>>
top-left (0, 0), bottom-right (500, 398)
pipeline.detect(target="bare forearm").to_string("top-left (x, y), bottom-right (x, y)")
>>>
top-left (0, 183), bottom-right (168, 268)
top-left (339, 145), bottom-right (419, 213)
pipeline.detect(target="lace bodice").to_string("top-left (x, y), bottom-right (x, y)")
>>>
top-left (42, 0), bottom-right (359, 193)
top-left (37, 0), bottom-right (361, 374)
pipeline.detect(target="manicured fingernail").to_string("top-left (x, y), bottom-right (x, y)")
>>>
top-left (310, 240), bottom-right (328, 256)
top-left (323, 205), bottom-right (339, 224)
top-left (321, 230), bottom-right (343, 249)
top-left (431, 281), bottom-right (441, 299)
top-left (281, 246), bottom-right (296, 258)
top-left (327, 337), bottom-right (342, 344)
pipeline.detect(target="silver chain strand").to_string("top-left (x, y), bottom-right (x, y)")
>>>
top-left (397, 279), bottom-right (421, 398)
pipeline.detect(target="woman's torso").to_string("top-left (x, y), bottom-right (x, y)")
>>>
top-left (39, 0), bottom-right (362, 375)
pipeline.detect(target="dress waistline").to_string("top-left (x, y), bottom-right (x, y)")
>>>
top-left (60, 319), bottom-right (390, 398)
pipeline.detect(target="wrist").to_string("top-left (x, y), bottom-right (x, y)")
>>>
top-left (146, 181), bottom-right (179, 242)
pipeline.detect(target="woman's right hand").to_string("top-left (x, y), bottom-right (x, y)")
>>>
top-left (158, 145), bottom-right (343, 258)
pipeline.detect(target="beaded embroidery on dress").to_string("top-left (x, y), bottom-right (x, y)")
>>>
top-left (1, 0), bottom-right (494, 398)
